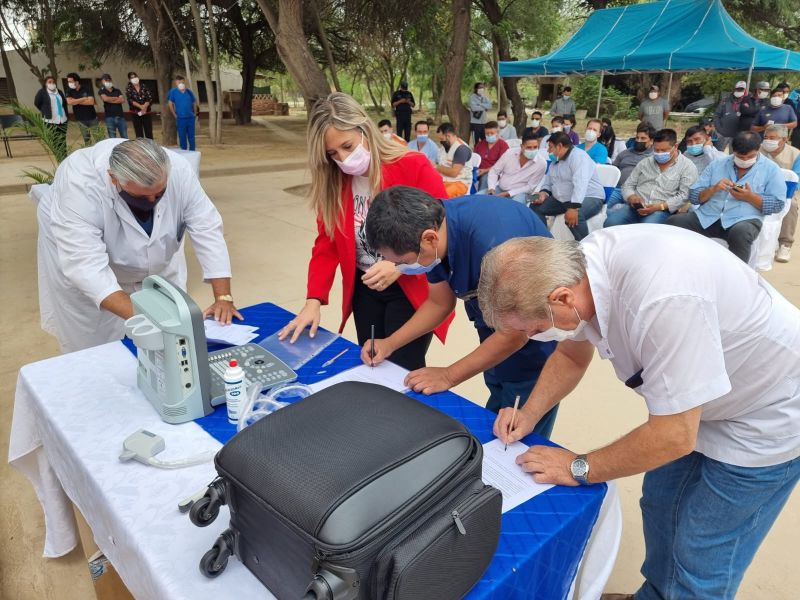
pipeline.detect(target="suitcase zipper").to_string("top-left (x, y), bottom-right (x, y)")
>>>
top-left (451, 510), bottom-right (467, 535)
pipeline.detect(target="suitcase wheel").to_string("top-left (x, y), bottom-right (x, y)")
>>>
top-left (189, 479), bottom-right (226, 527)
top-left (199, 529), bottom-right (235, 578)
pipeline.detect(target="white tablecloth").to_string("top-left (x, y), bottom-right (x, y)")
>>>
top-left (9, 342), bottom-right (621, 600)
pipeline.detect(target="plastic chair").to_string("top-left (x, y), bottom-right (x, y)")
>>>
top-left (0, 114), bottom-right (36, 158)
top-left (549, 165), bottom-right (618, 240)
top-left (469, 152), bottom-right (482, 194)
top-left (712, 168), bottom-right (798, 271)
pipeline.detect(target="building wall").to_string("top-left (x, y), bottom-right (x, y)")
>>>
top-left (2, 44), bottom-right (242, 114)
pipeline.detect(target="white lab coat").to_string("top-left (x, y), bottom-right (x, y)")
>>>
top-left (37, 139), bottom-right (231, 353)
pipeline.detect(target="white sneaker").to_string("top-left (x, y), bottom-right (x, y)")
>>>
top-left (775, 245), bottom-right (791, 263)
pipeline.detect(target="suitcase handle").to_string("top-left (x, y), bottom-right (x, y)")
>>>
top-left (305, 563), bottom-right (359, 600)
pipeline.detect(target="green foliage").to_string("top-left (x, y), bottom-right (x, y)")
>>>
top-left (571, 75), bottom-right (636, 119)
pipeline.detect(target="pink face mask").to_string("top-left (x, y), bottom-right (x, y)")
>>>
top-left (333, 132), bottom-right (371, 176)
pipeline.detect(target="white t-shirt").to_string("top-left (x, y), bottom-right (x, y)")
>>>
top-left (577, 224), bottom-right (800, 468)
top-left (352, 175), bottom-right (379, 272)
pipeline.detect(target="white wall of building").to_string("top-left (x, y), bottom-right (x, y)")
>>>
top-left (2, 44), bottom-right (242, 114)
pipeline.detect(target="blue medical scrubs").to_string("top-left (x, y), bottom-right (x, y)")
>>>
top-left (427, 195), bottom-right (559, 438)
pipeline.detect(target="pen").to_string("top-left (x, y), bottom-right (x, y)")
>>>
top-left (370, 324), bottom-right (375, 368)
top-left (505, 395), bottom-right (521, 452)
top-left (322, 348), bottom-right (348, 368)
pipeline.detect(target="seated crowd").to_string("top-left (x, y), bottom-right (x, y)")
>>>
top-left (398, 101), bottom-right (797, 265)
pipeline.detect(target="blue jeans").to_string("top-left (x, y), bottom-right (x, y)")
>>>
top-left (483, 371), bottom-right (559, 439)
top-left (604, 204), bottom-right (670, 227)
top-left (635, 452), bottom-right (800, 600)
top-left (478, 185), bottom-right (529, 204)
top-left (176, 116), bottom-right (196, 151)
top-left (105, 116), bottom-right (128, 138)
top-left (530, 193), bottom-right (604, 240)
top-left (606, 188), bottom-right (624, 210)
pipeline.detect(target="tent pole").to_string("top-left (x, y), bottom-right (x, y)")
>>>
top-left (666, 71), bottom-right (674, 108)
top-left (745, 49), bottom-right (755, 91)
top-left (595, 71), bottom-right (605, 118)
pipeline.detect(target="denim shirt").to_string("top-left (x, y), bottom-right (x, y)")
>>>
top-left (689, 155), bottom-right (785, 229)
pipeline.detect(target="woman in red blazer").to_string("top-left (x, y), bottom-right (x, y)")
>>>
top-left (279, 93), bottom-right (452, 370)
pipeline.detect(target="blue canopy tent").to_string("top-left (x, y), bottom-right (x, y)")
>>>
top-left (499, 0), bottom-right (800, 115)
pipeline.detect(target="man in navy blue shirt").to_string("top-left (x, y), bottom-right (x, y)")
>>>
top-left (167, 75), bottom-right (199, 151)
top-left (362, 185), bottom-right (559, 437)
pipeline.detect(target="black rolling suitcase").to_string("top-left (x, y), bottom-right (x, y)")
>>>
top-left (190, 381), bottom-right (502, 599)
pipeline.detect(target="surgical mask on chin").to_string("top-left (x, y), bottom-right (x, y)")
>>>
top-left (529, 305), bottom-right (587, 343)
top-left (531, 119), bottom-right (540, 127)
top-left (118, 187), bottom-right (165, 212)
top-left (486, 134), bottom-right (497, 143)
top-left (762, 139), bottom-right (780, 152)
top-left (382, 131), bottom-right (393, 140)
top-left (733, 90), bottom-right (744, 98)
top-left (333, 134), bottom-right (372, 176)
top-left (396, 245), bottom-right (441, 275)
top-left (523, 149), bottom-right (538, 160)
top-left (770, 96), bottom-right (783, 107)
top-left (653, 150), bottom-right (672, 164)
top-left (734, 155), bottom-right (757, 169)
top-left (686, 144), bottom-right (704, 156)
top-left (584, 130), bottom-right (598, 142)
top-left (46, 83), bottom-right (56, 92)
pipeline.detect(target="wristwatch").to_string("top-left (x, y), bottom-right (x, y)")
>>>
top-left (660, 202), bottom-right (668, 211)
top-left (570, 454), bottom-right (590, 485)
top-left (216, 294), bottom-right (234, 302)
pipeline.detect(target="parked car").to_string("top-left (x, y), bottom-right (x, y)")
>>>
top-left (685, 96), bottom-right (717, 113)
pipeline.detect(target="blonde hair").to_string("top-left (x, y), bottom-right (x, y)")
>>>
top-left (307, 92), bottom-right (408, 237)
top-left (478, 237), bottom-right (587, 329)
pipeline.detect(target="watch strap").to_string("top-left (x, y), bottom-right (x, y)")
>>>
top-left (216, 294), bottom-right (233, 302)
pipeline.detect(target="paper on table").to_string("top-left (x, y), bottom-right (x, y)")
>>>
top-left (309, 361), bottom-right (410, 394)
top-left (482, 438), bottom-right (554, 513)
top-left (204, 320), bottom-right (259, 345)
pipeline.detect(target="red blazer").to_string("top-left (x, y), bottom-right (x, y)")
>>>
top-left (306, 151), bottom-right (454, 342)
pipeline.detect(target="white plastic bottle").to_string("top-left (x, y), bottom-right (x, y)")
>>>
top-left (223, 359), bottom-right (246, 425)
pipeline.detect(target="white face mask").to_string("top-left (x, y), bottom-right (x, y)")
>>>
top-left (733, 90), bottom-right (745, 98)
top-left (762, 139), bottom-right (781, 152)
top-left (648, 92), bottom-right (658, 100)
top-left (382, 131), bottom-right (393, 140)
top-left (584, 129), bottom-right (598, 142)
top-left (477, 88), bottom-right (485, 96)
top-left (177, 82), bottom-right (186, 91)
top-left (733, 155), bottom-right (757, 169)
top-left (396, 243), bottom-right (441, 275)
top-left (770, 96), bottom-right (783, 107)
top-left (551, 126), bottom-right (562, 133)
top-left (333, 133), bottom-right (371, 176)
top-left (531, 119), bottom-right (540, 127)
top-left (497, 119), bottom-right (507, 128)
top-left (529, 304), bottom-right (587, 343)
top-left (130, 77), bottom-right (140, 85)
top-left (523, 148), bottom-right (538, 160)
top-left (103, 81), bottom-right (113, 89)
top-left (758, 91), bottom-right (769, 99)
top-left (46, 83), bottom-right (57, 92)
top-left (68, 82), bottom-right (77, 90)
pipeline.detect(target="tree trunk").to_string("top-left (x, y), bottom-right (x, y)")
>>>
top-left (365, 76), bottom-right (381, 111)
top-left (311, 0), bottom-right (341, 92)
top-left (189, 0), bottom-right (218, 144)
top-left (226, 2), bottom-right (255, 124)
top-left (41, 0), bottom-right (58, 82)
top-left (206, 0), bottom-right (224, 142)
top-left (255, 0), bottom-right (331, 112)
top-left (130, 0), bottom-right (176, 143)
top-left (0, 27), bottom-right (17, 100)
top-left (492, 43), bottom-right (507, 112)
top-left (440, 0), bottom-right (471, 139)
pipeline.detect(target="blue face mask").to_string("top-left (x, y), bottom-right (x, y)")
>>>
top-left (486, 134), bottom-right (497, 143)
top-left (653, 150), bottom-right (673, 164)
top-left (416, 134), bottom-right (428, 142)
top-left (396, 244), bottom-right (441, 276)
top-left (523, 149), bottom-right (538, 160)
top-left (686, 144), bottom-right (704, 156)
top-left (548, 153), bottom-right (557, 162)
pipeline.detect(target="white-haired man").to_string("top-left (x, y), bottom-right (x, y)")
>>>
top-left (477, 226), bottom-right (800, 600)
top-left (38, 138), bottom-right (241, 353)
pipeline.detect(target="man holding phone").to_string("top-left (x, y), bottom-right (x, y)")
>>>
top-left (604, 129), bottom-right (697, 227)
top-left (668, 131), bottom-right (786, 262)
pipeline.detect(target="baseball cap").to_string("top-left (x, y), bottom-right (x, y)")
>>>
top-left (101, 73), bottom-right (113, 81)
top-left (735, 80), bottom-right (747, 89)
top-left (756, 81), bottom-right (771, 89)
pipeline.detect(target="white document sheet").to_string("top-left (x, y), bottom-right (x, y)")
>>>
top-left (309, 361), bottom-right (410, 394)
top-left (204, 320), bottom-right (259, 345)
top-left (482, 438), bottom-right (554, 513)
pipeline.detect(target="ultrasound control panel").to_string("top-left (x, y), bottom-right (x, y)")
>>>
top-left (208, 343), bottom-right (297, 406)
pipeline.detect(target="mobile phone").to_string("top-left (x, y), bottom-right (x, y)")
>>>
top-left (733, 184), bottom-right (744, 190)
top-left (631, 202), bottom-right (644, 210)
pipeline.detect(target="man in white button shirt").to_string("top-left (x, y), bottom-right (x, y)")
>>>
top-left (478, 226), bottom-right (800, 600)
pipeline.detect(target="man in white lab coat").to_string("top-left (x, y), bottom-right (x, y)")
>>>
top-left (38, 138), bottom-right (241, 353)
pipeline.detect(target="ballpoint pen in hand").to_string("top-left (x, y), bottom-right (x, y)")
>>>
top-left (505, 395), bottom-right (521, 452)
top-left (370, 324), bottom-right (375, 368)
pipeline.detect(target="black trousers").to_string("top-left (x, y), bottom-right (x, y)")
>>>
top-left (667, 212), bottom-right (762, 263)
top-left (132, 113), bottom-right (154, 139)
top-left (396, 114), bottom-right (411, 142)
top-left (470, 123), bottom-right (486, 144)
top-left (352, 270), bottom-right (433, 371)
